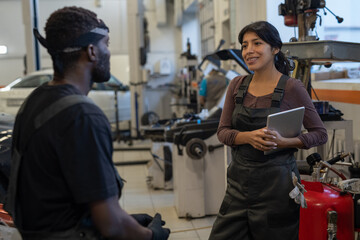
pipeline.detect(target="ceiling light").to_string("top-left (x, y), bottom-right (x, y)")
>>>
top-left (0, 45), bottom-right (7, 54)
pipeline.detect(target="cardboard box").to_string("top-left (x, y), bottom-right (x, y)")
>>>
top-left (312, 70), bottom-right (347, 80)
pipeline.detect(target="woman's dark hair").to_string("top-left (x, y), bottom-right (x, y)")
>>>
top-left (44, 7), bottom-right (101, 76)
top-left (238, 21), bottom-right (290, 75)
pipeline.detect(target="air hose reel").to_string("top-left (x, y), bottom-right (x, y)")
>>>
top-left (186, 138), bottom-right (207, 160)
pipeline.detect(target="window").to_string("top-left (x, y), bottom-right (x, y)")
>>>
top-left (91, 75), bottom-right (129, 91)
top-left (12, 75), bottom-right (52, 88)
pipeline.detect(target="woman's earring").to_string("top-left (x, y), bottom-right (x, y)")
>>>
top-left (275, 54), bottom-right (279, 62)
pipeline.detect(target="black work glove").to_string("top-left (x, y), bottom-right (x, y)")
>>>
top-left (147, 213), bottom-right (170, 240)
top-left (131, 213), bottom-right (166, 227)
top-left (131, 213), bottom-right (153, 227)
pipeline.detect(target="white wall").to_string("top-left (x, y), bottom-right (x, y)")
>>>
top-left (266, 0), bottom-right (295, 43)
top-left (36, 0), bottom-right (129, 55)
top-left (0, 0), bottom-right (184, 120)
top-left (321, 0), bottom-right (360, 42)
top-left (142, 0), bottom-right (182, 118)
top-left (38, 0), bottom-right (131, 84)
top-left (144, 0), bottom-right (181, 74)
top-left (181, 14), bottom-right (200, 58)
top-left (0, 0), bottom-right (26, 85)
top-left (228, 0), bottom-right (266, 74)
top-left (0, 0), bottom-right (183, 89)
top-left (233, 0), bottom-right (267, 48)
top-left (0, 0), bottom-right (130, 85)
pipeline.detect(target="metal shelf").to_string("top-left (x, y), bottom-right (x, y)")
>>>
top-left (283, 40), bottom-right (360, 62)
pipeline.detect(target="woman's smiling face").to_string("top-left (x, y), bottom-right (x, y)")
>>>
top-left (241, 31), bottom-right (279, 72)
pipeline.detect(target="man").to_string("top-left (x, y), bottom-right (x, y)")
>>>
top-left (5, 6), bottom-right (170, 240)
top-left (198, 67), bottom-right (228, 110)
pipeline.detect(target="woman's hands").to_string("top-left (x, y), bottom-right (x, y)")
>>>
top-left (234, 127), bottom-right (303, 151)
top-left (265, 128), bottom-right (304, 150)
top-left (247, 128), bottom-right (278, 151)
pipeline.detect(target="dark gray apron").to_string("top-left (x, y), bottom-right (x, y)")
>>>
top-left (5, 95), bottom-right (124, 240)
top-left (209, 75), bottom-right (300, 240)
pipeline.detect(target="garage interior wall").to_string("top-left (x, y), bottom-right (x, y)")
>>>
top-left (0, 0), bottom-right (26, 84)
top-left (0, 0), bottom-right (181, 86)
top-left (1, 0), bottom-right (360, 141)
top-left (0, 0), bottom-right (274, 88)
top-left (0, 0), bottom-right (183, 119)
top-left (0, 0), bottom-right (268, 87)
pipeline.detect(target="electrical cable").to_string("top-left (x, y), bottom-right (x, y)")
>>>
top-left (326, 129), bottom-right (336, 160)
top-left (311, 85), bottom-right (320, 101)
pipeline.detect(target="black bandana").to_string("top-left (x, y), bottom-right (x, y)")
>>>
top-left (33, 19), bottom-right (109, 53)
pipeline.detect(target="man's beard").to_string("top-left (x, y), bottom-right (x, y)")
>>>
top-left (92, 53), bottom-right (110, 83)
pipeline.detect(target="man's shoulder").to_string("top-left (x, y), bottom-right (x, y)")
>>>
top-left (24, 85), bottom-right (107, 126)
top-left (75, 99), bottom-right (105, 117)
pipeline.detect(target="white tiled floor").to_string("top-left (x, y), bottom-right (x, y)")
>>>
top-left (113, 147), bottom-right (216, 240)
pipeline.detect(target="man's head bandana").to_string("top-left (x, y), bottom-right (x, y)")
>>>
top-left (33, 19), bottom-right (109, 54)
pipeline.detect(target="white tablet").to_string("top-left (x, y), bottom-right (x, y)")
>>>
top-left (264, 106), bottom-right (305, 155)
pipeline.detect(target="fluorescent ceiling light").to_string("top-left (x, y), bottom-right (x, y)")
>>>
top-left (0, 45), bottom-right (8, 54)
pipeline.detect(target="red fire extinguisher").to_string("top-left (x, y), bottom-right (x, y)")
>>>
top-left (299, 181), bottom-right (354, 240)
top-left (298, 152), bottom-right (360, 240)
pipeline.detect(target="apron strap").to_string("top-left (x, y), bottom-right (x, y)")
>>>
top-left (271, 75), bottom-right (290, 108)
top-left (34, 95), bottom-right (94, 129)
top-left (5, 95), bottom-right (94, 228)
top-left (235, 74), bottom-right (253, 105)
top-left (235, 74), bottom-right (289, 107)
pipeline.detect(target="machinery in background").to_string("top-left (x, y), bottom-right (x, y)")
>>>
top-left (196, 47), bottom-right (252, 116)
top-left (197, 40), bottom-right (250, 75)
top-left (143, 48), bottom-right (250, 218)
top-left (0, 113), bottom-right (14, 204)
top-left (147, 142), bottom-right (173, 190)
top-left (278, 0), bottom-right (356, 96)
top-left (171, 38), bottom-right (199, 118)
top-left (279, 0), bottom-right (343, 42)
top-left (278, 0), bottom-right (358, 179)
top-left (164, 119), bottom-right (225, 218)
top-left (144, 119), bottom-right (176, 190)
top-left (171, 39), bottom-right (252, 119)
top-left (297, 153), bottom-right (360, 240)
top-left (278, 2), bottom-right (360, 238)
top-left (0, 114), bottom-right (16, 236)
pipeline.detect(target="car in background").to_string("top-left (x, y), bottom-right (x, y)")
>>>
top-left (0, 69), bottom-right (131, 124)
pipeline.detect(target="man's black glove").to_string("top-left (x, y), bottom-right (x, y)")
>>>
top-left (147, 213), bottom-right (170, 240)
top-left (131, 213), bottom-right (166, 227)
top-left (131, 214), bottom-right (153, 227)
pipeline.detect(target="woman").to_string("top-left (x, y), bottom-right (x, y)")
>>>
top-left (209, 21), bottom-right (327, 240)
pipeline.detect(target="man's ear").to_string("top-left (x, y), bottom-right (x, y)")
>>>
top-left (86, 44), bottom-right (97, 62)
